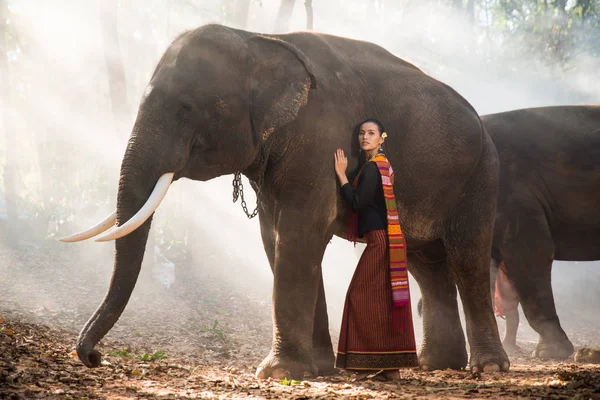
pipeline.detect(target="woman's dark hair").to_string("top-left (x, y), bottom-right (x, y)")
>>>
top-left (358, 118), bottom-right (385, 135)
top-left (351, 118), bottom-right (387, 173)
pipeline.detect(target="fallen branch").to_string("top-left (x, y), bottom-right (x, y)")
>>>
top-left (427, 383), bottom-right (493, 392)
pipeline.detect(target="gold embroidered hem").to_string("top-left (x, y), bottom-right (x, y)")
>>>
top-left (336, 351), bottom-right (419, 370)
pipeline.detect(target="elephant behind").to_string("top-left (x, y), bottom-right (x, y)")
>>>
top-left (486, 105), bottom-right (600, 359)
top-left (62, 24), bottom-right (508, 378)
top-left (416, 105), bottom-right (600, 360)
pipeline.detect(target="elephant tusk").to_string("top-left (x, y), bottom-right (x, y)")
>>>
top-left (94, 172), bottom-right (174, 242)
top-left (58, 211), bottom-right (117, 242)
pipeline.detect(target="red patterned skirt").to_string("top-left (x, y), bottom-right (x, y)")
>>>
top-left (494, 261), bottom-right (520, 317)
top-left (336, 229), bottom-right (419, 370)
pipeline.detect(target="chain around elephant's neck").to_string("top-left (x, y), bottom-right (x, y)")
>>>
top-left (232, 139), bottom-right (271, 219)
top-left (232, 172), bottom-right (259, 219)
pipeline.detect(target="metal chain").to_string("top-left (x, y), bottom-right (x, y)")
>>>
top-left (232, 172), bottom-right (259, 219)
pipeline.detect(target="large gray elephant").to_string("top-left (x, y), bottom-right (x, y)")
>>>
top-left (416, 105), bottom-right (600, 359)
top-left (486, 105), bottom-right (600, 359)
top-left (62, 24), bottom-right (508, 378)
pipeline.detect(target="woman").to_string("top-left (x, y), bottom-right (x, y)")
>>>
top-left (333, 118), bottom-right (418, 380)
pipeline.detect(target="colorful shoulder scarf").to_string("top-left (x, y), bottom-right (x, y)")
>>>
top-left (346, 154), bottom-right (410, 329)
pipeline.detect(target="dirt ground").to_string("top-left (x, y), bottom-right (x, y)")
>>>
top-left (1, 243), bottom-right (600, 399)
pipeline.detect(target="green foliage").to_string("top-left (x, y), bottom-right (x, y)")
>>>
top-left (108, 349), bottom-right (132, 358)
top-left (202, 319), bottom-right (228, 344)
top-left (278, 377), bottom-right (303, 386)
top-left (139, 350), bottom-right (167, 361)
top-left (489, 0), bottom-right (600, 69)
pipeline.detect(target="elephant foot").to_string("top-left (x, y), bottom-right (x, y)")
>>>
top-left (312, 346), bottom-right (337, 376)
top-left (469, 344), bottom-right (510, 373)
top-left (256, 351), bottom-right (318, 380)
top-left (502, 341), bottom-right (523, 355)
top-left (534, 338), bottom-right (575, 359)
top-left (419, 343), bottom-right (468, 371)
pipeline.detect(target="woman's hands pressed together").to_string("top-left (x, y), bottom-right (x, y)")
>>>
top-left (334, 148), bottom-right (349, 186)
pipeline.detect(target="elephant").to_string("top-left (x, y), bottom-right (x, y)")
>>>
top-left (416, 105), bottom-right (600, 359)
top-left (60, 24), bottom-right (509, 378)
top-left (486, 105), bottom-right (600, 359)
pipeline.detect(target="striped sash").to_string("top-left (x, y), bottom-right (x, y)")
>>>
top-left (349, 154), bottom-right (410, 309)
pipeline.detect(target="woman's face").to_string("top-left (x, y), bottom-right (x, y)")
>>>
top-left (358, 122), bottom-right (384, 153)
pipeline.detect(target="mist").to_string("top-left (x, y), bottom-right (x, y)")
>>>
top-left (1, 0), bottom-right (599, 362)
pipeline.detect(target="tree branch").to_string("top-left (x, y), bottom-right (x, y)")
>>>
top-left (305, 0), bottom-right (313, 31)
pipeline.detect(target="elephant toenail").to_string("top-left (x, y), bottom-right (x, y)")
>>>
top-left (483, 363), bottom-right (500, 372)
top-left (271, 368), bottom-right (291, 379)
top-left (502, 361), bottom-right (510, 371)
top-left (255, 367), bottom-right (267, 379)
top-left (421, 365), bottom-right (430, 371)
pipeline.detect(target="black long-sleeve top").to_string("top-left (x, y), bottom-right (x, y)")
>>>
top-left (341, 162), bottom-right (388, 238)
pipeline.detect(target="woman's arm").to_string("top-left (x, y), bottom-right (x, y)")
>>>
top-left (340, 162), bottom-right (379, 213)
top-left (334, 148), bottom-right (349, 186)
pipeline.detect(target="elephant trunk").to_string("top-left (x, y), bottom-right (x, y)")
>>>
top-left (76, 135), bottom-right (167, 367)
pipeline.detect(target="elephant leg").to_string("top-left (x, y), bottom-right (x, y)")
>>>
top-left (255, 208), bottom-right (330, 379)
top-left (500, 217), bottom-right (574, 359)
top-left (312, 271), bottom-right (336, 376)
top-left (444, 184), bottom-right (509, 372)
top-left (258, 208), bottom-right (334, 376)
top-left (409, 253), bottom-right (468, 370)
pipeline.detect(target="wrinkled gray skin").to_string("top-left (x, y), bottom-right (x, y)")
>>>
top-left (487, 105), bottom-right (600, 359)
top-left (417, 105), bottom-right (600, 360)
top-left (75, 24), bottom-right (509, 378)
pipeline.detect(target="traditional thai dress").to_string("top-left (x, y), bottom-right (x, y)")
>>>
top-left (494, 261), bottom-right (520, 317)
top-left (336, 154), bottom-right (419, 371)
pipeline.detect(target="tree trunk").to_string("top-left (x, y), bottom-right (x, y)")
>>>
top-left (554, 0), bottom-right (568, 12)
top-left (579, 0), bottom-right (592, 21)
top-left (274, 0), bottom-right (296, 33)
top-left (21, 36), bottom-right (54, 222)
top-left (232, 0), bottom-right (251, 29)
top-left (0, 0), bottom-right (18, 245)
top-left (305, 0), bottom-right (313, 30)
top-left (466, 0), bottom-right (475, 21)
top-left (452, 0), bottom-right (463, 10)
top-left (100, 0), bottom-right (129, 216)
top-left (100, 0), bottom-right (129, 140)
top-left (584, 0), bottom-right (592, 17)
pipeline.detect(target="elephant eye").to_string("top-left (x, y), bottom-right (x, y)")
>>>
top-left (177, 103), bottom-right (193, 122)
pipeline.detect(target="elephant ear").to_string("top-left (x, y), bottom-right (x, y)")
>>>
top-left (248, 35), bottom-right (317, 142)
